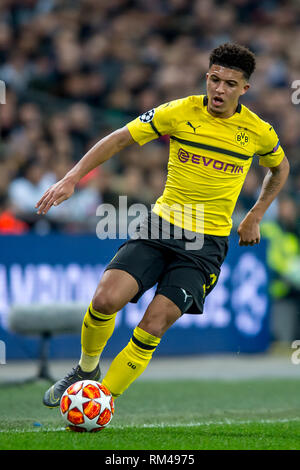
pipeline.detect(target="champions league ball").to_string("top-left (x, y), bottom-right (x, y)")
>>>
top-left (60, 380), bottom-right (114, 432)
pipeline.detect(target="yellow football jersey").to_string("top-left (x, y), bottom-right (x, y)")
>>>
top-left (126, 95), bottom-right (285, 236)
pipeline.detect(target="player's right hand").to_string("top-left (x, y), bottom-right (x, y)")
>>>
top-left (35, 178), bottom-right (75, 215)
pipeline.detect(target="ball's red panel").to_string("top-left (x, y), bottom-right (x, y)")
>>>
top-left (83, 399), bottom-right (101, 419)
top-left (99, 384), bottom-right (111, 396)
top-left (67, 425), bottom-right (87, 433)
top-left (96, 408), bottom-right (111, 426)
top-left (110, 397), bottom-right (115, 415)
top-left (67, 382), bottom-right (83, 395)
top-left (60, 395), bottom-right (71, 414)
top-left (67, 407), bottom-right (85, 425)
top-left (82, 383), bottom-right (101, 399)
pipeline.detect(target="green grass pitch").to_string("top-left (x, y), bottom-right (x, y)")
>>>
top-left (0, 378), bottom-right (300, 450)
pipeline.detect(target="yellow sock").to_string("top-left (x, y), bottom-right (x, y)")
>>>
top-left (102, 326), bottom-right (161, 398)
top-left (79, 302), bottom-right (117, 372)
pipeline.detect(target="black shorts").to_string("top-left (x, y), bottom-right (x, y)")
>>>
top-left (105, 212), bottom-right (229, 314)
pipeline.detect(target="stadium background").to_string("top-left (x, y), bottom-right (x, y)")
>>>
top-left (0, 0), bottom-right (299, 369)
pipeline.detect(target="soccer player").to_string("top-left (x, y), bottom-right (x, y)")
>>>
top-left (36, 43), bottom-right (289, 406)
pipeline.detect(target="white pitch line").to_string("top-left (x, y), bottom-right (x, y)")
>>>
top-left (1, 417), bottom-right (300, 433)
top-left (130, 417), bottom-right (300, 428)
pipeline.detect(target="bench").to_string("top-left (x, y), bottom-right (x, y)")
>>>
top-left (8, 303), bottom-right (87, 382)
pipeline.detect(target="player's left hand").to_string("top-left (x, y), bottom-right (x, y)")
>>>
top-left (237, 213), bottom-right (261, 246)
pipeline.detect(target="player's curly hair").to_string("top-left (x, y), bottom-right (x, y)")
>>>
top-left (209, 43), bottom-right (256, 80)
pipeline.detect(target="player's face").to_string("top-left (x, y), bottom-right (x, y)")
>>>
top-left (206, 65), bottom-right (250, 118)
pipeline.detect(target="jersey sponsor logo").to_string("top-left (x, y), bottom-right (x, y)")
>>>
top-left (139, 108), bottom-right (155, 123)
top-left (235, 130), bottom-right (250, 147)
top-left (178, 148), bottom-right (190, 163)
top-left (178, 148), bottom-right (244, 173)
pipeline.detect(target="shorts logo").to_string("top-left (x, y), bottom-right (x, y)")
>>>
top-left (139, 109), bottom-right (155, 123)
top-left (181, 288), bottom-right (193, 303)
top-left (235, 130), bottom-right (250, 147)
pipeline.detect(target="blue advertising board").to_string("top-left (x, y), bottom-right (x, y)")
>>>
top-left (0, 234), bottom-right (270, 359)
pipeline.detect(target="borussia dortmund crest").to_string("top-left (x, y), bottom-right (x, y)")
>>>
top-left (139, 109), bottom-right (155, 123)
top-left (235, 130), bottom-right (250, 147)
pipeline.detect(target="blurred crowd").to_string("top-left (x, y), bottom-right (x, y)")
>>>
top-left (0, 0), bottom-right (299, 231)
top-left (0, 0), bottom-right (299, 338)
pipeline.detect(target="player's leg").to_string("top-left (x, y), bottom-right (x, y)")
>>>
top-left (43, 233), bottom-right (168, 407)
top-left (102, 288), bottom-right (193, 398)
top-left (79, 269), bottom-right (139, 372)
top-left (43, 268), bottom-right (139, 407)
top-left (101, 229), bottom-right (229, 399)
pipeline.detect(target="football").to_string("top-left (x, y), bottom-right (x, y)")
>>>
top-left (60, 380), bottom-right (114, 432)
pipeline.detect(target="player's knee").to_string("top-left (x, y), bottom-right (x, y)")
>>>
top-left (140, 313), bottom-right (176, 338)
top-left (92, 289), bottom-right (119, 316)
top-left (138, 320), bottom-right (165, 339)
top-left (139, 296), bottom-right (183, 338)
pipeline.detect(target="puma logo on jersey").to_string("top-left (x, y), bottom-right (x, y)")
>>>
top-left (186, 121), bottom-right (201, 133)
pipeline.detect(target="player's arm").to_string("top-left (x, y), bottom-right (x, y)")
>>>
top-left (36, 126), bottom-right (134, 215)
top-left (237, 156), bottom-right (290, 246)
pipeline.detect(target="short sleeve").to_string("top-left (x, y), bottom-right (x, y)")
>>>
top-left (126, 98), bottom-right (186, 146)
top-left (257, 124), bottom-right (285, 168)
